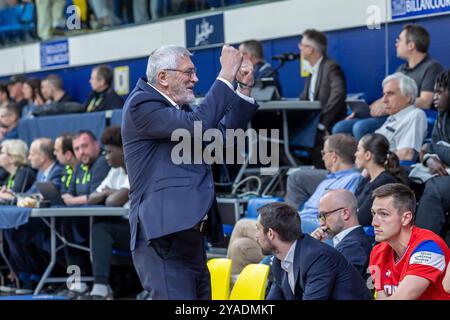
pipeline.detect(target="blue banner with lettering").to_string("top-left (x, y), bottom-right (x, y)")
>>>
top-left (40, 39), bottom-right (70, 68)
top-left (186, 13), bottom-right (224, 50)
top-left (391, 0), bottom-right (450, 20)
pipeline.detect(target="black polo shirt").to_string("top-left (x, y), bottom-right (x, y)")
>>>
top-left (397, 55), bottom-right (443, 94)
top-left (66, 155), bottom-right (110, 196)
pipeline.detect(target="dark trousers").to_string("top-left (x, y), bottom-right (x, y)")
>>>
top-left (60, 217), bottom-right (91, 276)
top-left (132, 225), bottom-right (210, 300)
top-left (91, 218), bottom-right (130, 284)
top-left (308, 129), bottom-right (325, 169)
top-left (3, 218), bottom-right (50, 276)
top-left (415, 176), bottom-right (450, 241)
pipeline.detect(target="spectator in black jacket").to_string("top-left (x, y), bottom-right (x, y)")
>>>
top-left (0, 103), bottom-right (20, 142)
top-left (0, 82), bottom-right (11, 109)
top-left (85, 65), bottom-right (123, 112)
top-left (354, 133), bottom-right (407, 226)
top-left (7, 75), bottom-right (28, 112)
top-left (415, 70), bottom-right (450, 243)
top-left (41, 74), bottom-right (75, 104)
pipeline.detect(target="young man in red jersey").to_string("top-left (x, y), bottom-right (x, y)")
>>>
top-left (369, 183), bottom-right (450, 300)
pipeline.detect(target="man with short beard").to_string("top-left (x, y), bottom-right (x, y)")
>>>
top-left (311, 189), bottom-right (372, 278)
top-left (122, 44), bottom-right (258, 300)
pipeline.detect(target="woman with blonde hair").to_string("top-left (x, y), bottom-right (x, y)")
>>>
top-left (0, 139), bottom-right (35, 200)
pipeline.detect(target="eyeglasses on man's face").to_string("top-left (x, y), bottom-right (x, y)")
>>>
top-left (317, 207), bottom-right (345, 221)
top-left (164, 68), bottom-right (197, 78)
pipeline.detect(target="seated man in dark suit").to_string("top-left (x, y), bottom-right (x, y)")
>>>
top-left (311, 189), bottom-right (373, 278)
top-left (298, 29), bottom-right (347, 168)
top-left (256, 202), bottom-right (372, 300)
top-left (27, 138), bottom-right (64, 193)
top-left (239, 39), bottom-right (281, 94)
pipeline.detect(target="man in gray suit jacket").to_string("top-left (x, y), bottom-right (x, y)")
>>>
top-left (122, 45), bottom-right (258, 299)
top-left (299, 29), bottom-right (347, 168)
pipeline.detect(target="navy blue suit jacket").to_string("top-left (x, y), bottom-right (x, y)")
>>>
top-left (267, 234), bottom-right (372, 300)
top-left (335, 226), bottom-right (373, 279)
top-left (122, 78), bottom-right (258, 250)
top-left (26, 162), bottom-right (64, 194)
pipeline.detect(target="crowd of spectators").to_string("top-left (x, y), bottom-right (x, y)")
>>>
top-left (0, 0), bottom-right (260, 44)
top-left (226, 24), bottom-right (450, 300)
top-left (0, 64), bottom-right (122, 125)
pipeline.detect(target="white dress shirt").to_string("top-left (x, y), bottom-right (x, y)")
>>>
top-left (332, 225), bottom-right (361, 247)
top-left (280, 240), bottom-right (297, 294)
top-left (308, 56), bottom-right (323, 101)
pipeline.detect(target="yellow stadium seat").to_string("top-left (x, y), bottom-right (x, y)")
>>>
top-left (207, 258), bottom-right (232, 300)
top-left (229, 264), bottom-right (269, 300)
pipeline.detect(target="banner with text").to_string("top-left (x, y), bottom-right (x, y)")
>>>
top-left (186, 13), bottom-right (224, 50)
top-left (391, 0), bottom-right (450, 20)
top-left (40, 39), bottom-right (70, 68)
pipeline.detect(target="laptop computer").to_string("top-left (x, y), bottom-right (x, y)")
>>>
top-left (346, 100), bottom-right (371, 119)
top-left (36, 182), bottom-right (65, 206)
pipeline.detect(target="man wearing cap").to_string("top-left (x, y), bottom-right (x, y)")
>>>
top-left (7, 75), bottom-right (28, 112)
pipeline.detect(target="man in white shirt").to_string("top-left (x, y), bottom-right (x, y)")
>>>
top-left (75, 125), bottom-right (130, 300)
top-left (375, 72), bottom-right (427, 161)
top-left (311, 189), bottom-right (372, 278)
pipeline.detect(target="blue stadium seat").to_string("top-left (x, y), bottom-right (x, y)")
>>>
top-left (0, 3), bottom-right (35, 43)
top-left (223, 224), bottom-right (234, 237)
top-left (363, 226), bottom-right (375, 239)
top-left (246, 196), bottom-right (283, 219)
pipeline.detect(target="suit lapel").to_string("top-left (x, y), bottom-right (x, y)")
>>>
top-left (293, 237), bottom-right (304, 296)
top-left (281, 272), bottom-right (295, 299)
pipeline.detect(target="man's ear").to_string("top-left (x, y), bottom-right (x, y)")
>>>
top-left (157, 71), bottom-right (169, 87)
top-left (342, 207), bottom-right (351, 221)
top-left (401, 211), bottom-right (413, 227)
top-left (267, 228), bottom-right (276, 240)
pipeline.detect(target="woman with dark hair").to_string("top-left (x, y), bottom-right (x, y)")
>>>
top-left (354, 133), bottom-right (407, 226)
top-left (0, 82), bottom-right (11, 109)
top-left (21, 78), bottom-right (45, 119)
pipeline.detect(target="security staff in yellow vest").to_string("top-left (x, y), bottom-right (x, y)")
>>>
top-left (56, 130), bottom-right (110, 299)
top-left (54, 133), bottom-right (78, 194)
top-left (62, 130), bottom-right (110, 203)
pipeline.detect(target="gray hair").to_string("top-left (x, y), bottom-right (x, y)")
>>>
top-left (382, 72), bottom-right (418, 105)
top-left (1, 139), bottom-right (29, 166)
top-left (146, 45), bottom-right (192, 85)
